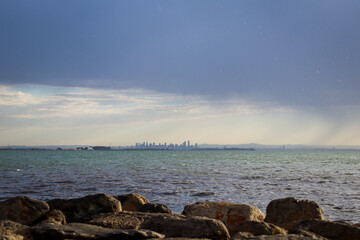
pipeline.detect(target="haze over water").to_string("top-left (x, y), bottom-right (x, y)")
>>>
top-left (1, 150), bottom-right (359, 223)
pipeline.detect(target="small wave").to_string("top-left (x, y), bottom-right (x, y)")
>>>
top-left (162, 191), bottom-right (178, 195)
top-left (53, 180), bottom-right (76, 184)
top-left (191, 191), bottom-right (215, 197)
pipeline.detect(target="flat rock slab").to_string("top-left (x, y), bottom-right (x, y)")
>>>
top-left (182, 201), bottom-right (265, 235)
top-left (31, 221), bottom-right (164, 240)
top-left (291, 219), bottom-right (360, 240)
top-left (87, 211), bottom-right (230, 240)
top-left (265, 197), bottom-right (325, 230)
top-left (242, 235), bottom-right (327, 240)
top-left (47, 193), bottom-right (121, 222)
top-left (0, 196), bottom-right (49, 225)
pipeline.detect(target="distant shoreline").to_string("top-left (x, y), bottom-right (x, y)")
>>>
top-left (0, 147), bottom-right (256, 151)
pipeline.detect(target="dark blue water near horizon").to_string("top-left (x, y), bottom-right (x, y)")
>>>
top-left (0, 150), bottom-right (359, 223)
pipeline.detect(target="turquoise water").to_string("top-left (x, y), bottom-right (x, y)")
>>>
top-left (0, 150), bottom-right (359, 223)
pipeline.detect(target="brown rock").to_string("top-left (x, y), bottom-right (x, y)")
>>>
top-left (244, 234), bottom-right (326, 239)
top-left (47, 193), bottom-right (121, 222)
top-left (43, 209), bottom-right (66, 224)
top-left (230, 231), bottom-right (255, 240)
top-left (231, 221), bottom-right (287, 237)
top-left (115, 193), bottom-right (149, 211)
top-left (0, 220), bottom-right (33, 240)
top-left (0, 197), bottom-right (49, 225)
top-left (87, 211), bottom-right (230, 240)
top-left (182, 201), bottom-right (265, 235)
top-left (265, 197), bottom-right (325, 230)
top-left (30, 220), bottom-right (164, 239)
top-left (140, 203), bottom-right (173, 214)
top-left (291, 219), bottom-right (360, 240)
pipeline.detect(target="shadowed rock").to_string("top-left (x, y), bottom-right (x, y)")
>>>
top-left (47, 193), bottom-right (121, 223)
top-left (182, 201), bottom-right (265, 236)
top-left (31, 220), bottom-right (164, 240)
top-left (0, 220), bottom-right (33, 240)
top-left (265, 197), bottom-right (325, 230)
top-left (87, 211), bottom-right (230, 240)
top-left (290, 219), bottom-right (360, 240)
top-left (115, 193), bottom-right (149, 212)
top-left (231, 221), bottom-right (287, 237)
top-left (140, 203), bottom-right (173, 214)
top-left (0, 197), bottom-right (49, 225)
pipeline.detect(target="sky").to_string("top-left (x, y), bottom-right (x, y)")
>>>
top-left (1, 0), bottom-right (360, 146)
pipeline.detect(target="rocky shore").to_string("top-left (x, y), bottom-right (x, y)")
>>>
top-left (0, 193), bottom-right (359, 240)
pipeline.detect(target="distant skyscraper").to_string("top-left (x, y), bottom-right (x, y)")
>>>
top-left (187, 140), bottom-right (190, 147)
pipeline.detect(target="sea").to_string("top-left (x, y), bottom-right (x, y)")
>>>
top-left (0, 150), bottom-right (359, 223)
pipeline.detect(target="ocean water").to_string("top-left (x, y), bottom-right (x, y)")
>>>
top-left (0, 150), bottom-right (359, 223)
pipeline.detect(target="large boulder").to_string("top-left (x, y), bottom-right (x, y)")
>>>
top-left (47, 193), bottom-right (121, 222)
top-left (265, 197), bottom-right (325, 230)
top-left (290, 219), bottom-right (360, 240)
top-left (182, 201), bottom-right (265, 235)
top-left (230, 221), bottom-right (287, 237)
top-left (30, 220), bottom-right (164, 240)
top-left (0, 220), bottom-right (33, 240)
top-left (0, 197), bottom-right (49, 225)
top-left (115, 193), bottom-right (149, 212)
top-left (87, 211), bottom-right (230, 240)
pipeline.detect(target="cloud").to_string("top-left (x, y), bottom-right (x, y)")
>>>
top-left (0, 84), bottom-right (274, 124)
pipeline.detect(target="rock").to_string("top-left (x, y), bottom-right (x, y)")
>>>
top-left (0, 220), bottom-right (33, 240)
top-left (291, 219), bottom-right (360, 240)
top-left (231, 221), bottom-right (287, 237)
top-left (230, 231), bottom-right (255, 240)
top-left (354, 223), bottom-right (360, 227)
top-left (47, 193), bottom-right (121, 222)
top-left (243, 234), bottom-right (326, 239)
top-left (140, 203), bottom-right (173, 214)
top-left (87, 211), bottom-right (230, 240)
top-left (0, 197), bottom-right (49, 225)
top-left (115, 193), bottom-right (149, 211)
top-left (182, 201), bottom-right (265, 236)
top-left (265, 197), bottom-right (325, 230)
top-left (31, 220), bottom-right (164, 240)
top-left (43, 209), bottom-right (66, 224)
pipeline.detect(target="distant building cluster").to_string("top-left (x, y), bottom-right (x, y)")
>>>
top-left (134, 140), bottom-right (198, 150)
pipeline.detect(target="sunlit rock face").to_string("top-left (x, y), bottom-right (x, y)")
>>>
top-left (0, 196), bottom-right (49, 226)
top-left (182, 201), bottom-right (265, 235)
top-left (265, 197), bottom-right (326, 230)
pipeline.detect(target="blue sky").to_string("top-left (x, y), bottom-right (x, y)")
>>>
top-left (1, 1), bottom-right (360, 146)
